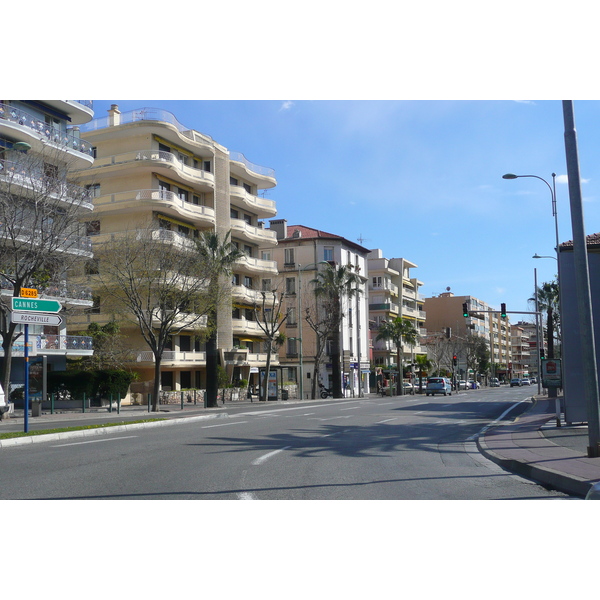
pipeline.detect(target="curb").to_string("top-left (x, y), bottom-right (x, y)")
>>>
top-left (475, 398), bottom-right (593, 498)
top-left (0, 412), bottom-right (228, 449)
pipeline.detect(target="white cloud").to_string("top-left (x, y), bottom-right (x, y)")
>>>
top-left (556, 174), bottom-right (590, 184)
top-left (280, 101), bottom-right (294, 111)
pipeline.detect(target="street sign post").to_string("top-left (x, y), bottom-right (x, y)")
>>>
top-left (11, 298), bottom-right (62, 313)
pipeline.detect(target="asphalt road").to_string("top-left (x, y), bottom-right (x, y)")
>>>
top-left (0, 386), bottom-right (574, 500)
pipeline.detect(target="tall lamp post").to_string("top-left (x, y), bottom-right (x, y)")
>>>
top-left (503, 173), bottom-right (562, 423)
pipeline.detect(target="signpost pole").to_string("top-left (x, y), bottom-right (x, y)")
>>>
top-left (24, 324), bottom-right (29, 434)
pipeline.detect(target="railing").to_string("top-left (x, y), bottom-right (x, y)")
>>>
top-left (0, 278), bottom-right (92, 302)
top-left (229, 151), bottom-right (276, 179)
top-left (0, 222), bottom-right (92, 255)
top-left (91, 149), bottom-right (215, 186)
top-left (95, 189), bottom-right (216, 221)
top-left (230, 184), bottom-right (277, 213)
top-left (35, 335), bottom-right (93, 351)
top-left (0, 103), bottom-right (94, 157)
top-left (0, 159), bottom-right (94, 210)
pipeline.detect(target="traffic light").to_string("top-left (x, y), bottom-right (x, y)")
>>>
top-left (501, 303), bottom-right (506, 318)
top-left (445, 327), bottom-right (451, 339)
top-left (462, 303), bottom-right (469, 318)
top-left (453, 355), bottom-right (458, 366)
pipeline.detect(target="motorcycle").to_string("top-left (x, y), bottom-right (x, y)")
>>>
top-left (319, 383), bottom-right (333, 399)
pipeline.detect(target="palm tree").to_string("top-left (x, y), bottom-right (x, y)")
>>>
top-left (415, 354), bottom-right (432, 393)
top-left (376, 317), bottom-right (418, 395)
top-left (311, 263), bottom-right (362, 398)
top-left (529, 279), bottom-right (560, 359)
top-left (196, 230), bottom-right (243, 408)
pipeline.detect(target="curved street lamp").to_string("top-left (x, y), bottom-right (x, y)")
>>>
top-left (504, 172), bottom-right (562, 423)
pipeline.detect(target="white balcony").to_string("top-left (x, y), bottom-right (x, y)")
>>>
top-left (231, 218), bottom-right (278, 245)
top-left (230, 185), bottom-right (277, 218)
top-left (89, 149), bottom-right (215, 191)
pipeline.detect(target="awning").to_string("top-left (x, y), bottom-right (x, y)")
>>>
top-left (157, 213), bottom-right (196, 231)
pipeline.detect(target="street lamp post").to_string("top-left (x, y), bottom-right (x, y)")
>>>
top-left (503, 173), bottom-right (562, 424)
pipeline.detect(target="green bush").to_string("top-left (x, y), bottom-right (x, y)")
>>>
top-left (47, 369), bottom-right (136, 400)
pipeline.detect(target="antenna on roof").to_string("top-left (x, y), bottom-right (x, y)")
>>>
top-left (357, 233), bottom-right (370, 244)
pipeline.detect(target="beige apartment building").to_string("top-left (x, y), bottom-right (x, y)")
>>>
top-left (268, 221), bottom-right (370, 398)
top-left (423, 292), bottom-right (511, 379)
top-left (74, 105), bottom-right (279, 392)
top-left (367, 249), bottom-right (426, 371)
top-left (510, 323), bottom-right (531, 379)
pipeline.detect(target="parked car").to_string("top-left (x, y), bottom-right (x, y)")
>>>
top-left (490, 378), bottom-right (500, 387)
top-left (521, 378), bottom-right (531, 386)
top-left (530, 377), bottom-right (537, 384)
top-left (426, 377), bottom-right (452, 396)
top-left (510, 378), bottom-right (521, 387)
top-left (468, 379), bottom-right (480, 389)
top-left (458, 380), bottom-right (468, 390)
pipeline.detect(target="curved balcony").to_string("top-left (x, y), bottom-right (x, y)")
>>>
top-left (235, 254), bottom-right (278, 276)
top-left (230, 184), bottom-right (277, 218)
top-left (81, 107), bottom-right (216, 154)
top-left (0, 103), bottom-right (94, 168)
top-left (229, 151), bottom-right (276, 189)
top-left (136, 350), bottom-right (206, 365)
top-left (93, 189), bottom-right (216, 228)
top-left (0, 159), bottom-right (94, 211)
top-left (42, 101), bottom-right (94, 125)
top-left (231, 285), bottom-right (266, 306)
top-left (231, 218), bottom-right (278, 246)
top-left (89, 149), bottom-right (215, 192)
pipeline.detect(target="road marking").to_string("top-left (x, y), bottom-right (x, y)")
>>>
top-left (340, 406), bottom-right (360, 410)
top-left (238, 492), bottom-right (256, 500)
top-left (467, 399), bottom-right (530, 441)
top-left (201, 421), bottom-right (248, 428)
top-left (52, 435), bottom-right (138, 447)
top-left (376, 418), bottom-right (397, 424)
top-left (252, 446), bottom-right (291, 466)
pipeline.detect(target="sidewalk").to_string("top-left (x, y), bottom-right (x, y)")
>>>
top-left (477, 396), bottom-right (600, 498)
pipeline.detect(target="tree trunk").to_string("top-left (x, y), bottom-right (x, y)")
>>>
top-left (205, 308), bottom-right (218, 407)
top-left (152, 357), bottom-right (161, 412)
top-left (262, 343), bottom-right (272, 402)
top-left (397, 346), bottom-right (403, 396)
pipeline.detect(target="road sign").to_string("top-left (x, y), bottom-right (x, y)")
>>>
top-left (20, 287), bottom-right (38, 298)
top-left (11, 297), bottom-right (62, 313)
top-left (11, 312), bottom-right (63, 326)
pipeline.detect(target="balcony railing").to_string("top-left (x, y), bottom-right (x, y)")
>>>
top-left (0, 159), bottom-right (94, 211)
top-left (95, 189), bottom-right (216, 221)
top-left (0, 277), bottom-right (92, 303)
top-left (229, 151), bottom-right (275, 179)
top-left (90, 150), bottom-right (215, 186)
top-left (0, 103), bottom-right (94, 157)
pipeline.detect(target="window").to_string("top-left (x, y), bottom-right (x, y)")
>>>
top-left (261, 250), bottom-right (271, 261)
top-left (284, 248), bottom-right (295, 265)
top-left (244, 214), bottom-right (252, 225)
top-left (230, 208), bottom-right (239, 219)
top-left (324, 246), bottom-right (334, 262)
top-left (85, 183), bottom-right (101, 198)
top-left (177, 188), bottom-right (188, 202)
top-left (203, 160), bottom-right (211, 172)
top-left (287, 338), bottom-right (298, 355)
top-left (86, 220), bottom-right (100, 236)
top-left (85, 259), bottom-right (99, 275)
top-left (262, 278), bottom-right (272, 291)
top-left (232, 273), bottom-right (240, 286)
top-left (286, 277), bottom-right (296, 295)
top-left (244, 276), bottom-right (253, 288)
top-left (244, 245), bottom-right (252, 256)
top-left (230, 176), bottom-right (238, 186)
top-left (287, 307), bottom-right (297, 326)
top-left (243, 182), bottom-right (252, 193)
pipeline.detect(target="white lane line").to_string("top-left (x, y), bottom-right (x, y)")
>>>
top-left (376, 418), bottom-right (397, 424)
top-left (238, 492), bottom-right (256, 500)
top-left (340, 406), bottom-right (360, 410)
top-left (52, 435), bottom-right (138, 447)
top-left (467, 399), bottom-right (530, 441)
top-left (201, 421), bottom-right (248, 429)
top-left (252, 446), bottom-right (291, 466)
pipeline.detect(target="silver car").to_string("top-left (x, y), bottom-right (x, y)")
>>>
top-left (426, 377), bottom-right (452, 396)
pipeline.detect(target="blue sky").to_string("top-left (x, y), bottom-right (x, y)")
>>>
top-left (87, 99), bottom-right (599, 321)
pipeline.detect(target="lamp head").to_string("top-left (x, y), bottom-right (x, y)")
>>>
top-left (502, 173), bottom-right (518, 180)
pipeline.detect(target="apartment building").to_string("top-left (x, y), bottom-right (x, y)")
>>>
top-left (74, 105), bottom-right (279, 392)
top-left (268, 221), bottom-right (370, 397)
top-left (423, 292), bottom-right (511, 378)
top-left (510, 323), bottom-right (531, 379)
top-left (0, 100), bottom-right (96, 392)
top-left (367, 249), bottom-right (426, 371)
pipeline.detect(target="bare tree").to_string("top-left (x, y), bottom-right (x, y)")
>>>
top-left (93, 223), bottom-right (214, 411)
top-left (252, 288), bottom-right (289, 402)
top-left (0, 146), bottom-right (93, 394)
top-left (304, 295), bottom-right (337, 399)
